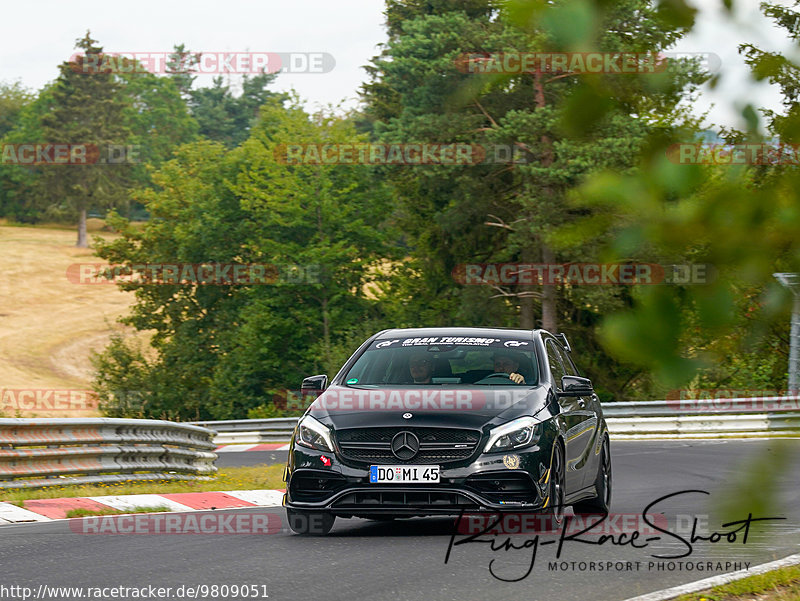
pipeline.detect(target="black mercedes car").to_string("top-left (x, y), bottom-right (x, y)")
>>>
top-left (283, 327), bottom-right (611, 535)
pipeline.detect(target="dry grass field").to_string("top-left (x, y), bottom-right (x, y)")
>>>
top-left (0, 219), bottom-right (139, 417)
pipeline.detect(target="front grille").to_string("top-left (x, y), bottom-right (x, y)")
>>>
top-left (336, 427), bottom-right (481, 465)
top-left (340, 447), bottom-right (474, 464)
top-left (333, 490), bottom-right (478, 508)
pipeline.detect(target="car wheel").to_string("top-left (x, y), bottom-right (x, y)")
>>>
top-left (572, 436), bottom-right (611, 515)
top-left (286, 508), bottom-right (335, 535)
top-left (544, 442), bottom-right (566, 526)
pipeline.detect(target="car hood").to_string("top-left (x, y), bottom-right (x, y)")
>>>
top-left (306, 384), bottom-right (552, 431)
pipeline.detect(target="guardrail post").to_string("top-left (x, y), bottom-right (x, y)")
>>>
top-left (774, 272), bottom-right (800, 394)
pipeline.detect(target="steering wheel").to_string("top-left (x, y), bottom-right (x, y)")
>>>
top-left (482, 372), bottom-right (512, 379)
top-left (475, 372), bottom-right (526, 385)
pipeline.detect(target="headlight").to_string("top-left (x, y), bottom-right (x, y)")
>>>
top-left (295, 414), bottom-right (334, 452)
top-left (484, 416), bottom-right (541, 453)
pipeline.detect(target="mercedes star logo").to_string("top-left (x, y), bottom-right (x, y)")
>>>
top-left (390, 431), bottom-right (420, 460)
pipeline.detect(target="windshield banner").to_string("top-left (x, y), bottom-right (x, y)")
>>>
top-left (370, 337), bottom-right (532, 350)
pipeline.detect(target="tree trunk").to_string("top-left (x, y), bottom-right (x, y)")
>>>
top-left (533, 70), bottom-right (557, 334)
top-left (321, 295), bottom-right (331, 373)
top-left (315, 170), bottom-right (332, 373)
top-left (519, 293), bottom-right (535, 329)
top-left (77, 208), bottom-right (88, 248)
top-left (519, 247), bottom-right (535, 329)
top-left (541, 243), bottom-right (558, 333)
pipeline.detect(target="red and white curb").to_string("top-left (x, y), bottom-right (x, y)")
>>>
top-left (622, 552), bottom-right (800, 601)
top-left (215, 443), bottom-right (290, 452)
top-left (0, 489), bottom-right (285, 524)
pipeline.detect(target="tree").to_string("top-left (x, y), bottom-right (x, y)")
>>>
top-left (39, 32), bottom-right (133, 246)
top-left (739, 1), bottom-right (800, 144)
top-left (189, 72), bottom-right (287, 147)
top-left (561, 0), bottom-right (800, 392)
top-left (0, 81), bottom-right (33, 139)
top-left (2, 42), bottom-right (198, 225)
top-left (361, 0), bottom-right (705, 398)
top-left (0, 81), bottom-right (41, 221)
top-left (92, 100), bottom-right (396, 419)
top-left (118, 66), bottom-right (199, 196)
top-left (557, 0), bottom-right (800, 520)
top-left (93, 139), bottom-right (246, 419)
top-left (166, 44), bottom-right (201, 100)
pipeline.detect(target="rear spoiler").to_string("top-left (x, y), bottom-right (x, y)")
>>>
top-left (555, 333), bottom-right (572, 352)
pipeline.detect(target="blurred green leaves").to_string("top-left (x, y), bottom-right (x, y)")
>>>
top-left (539, 0), bottom-right (599, 50)
top-left (655, 0), bottom-right (698, 29)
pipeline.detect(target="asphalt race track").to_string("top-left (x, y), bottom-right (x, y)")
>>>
top-left (2, 440), bottom-right (799, 601)
top-left (216, 450), bottom-right (289, 468)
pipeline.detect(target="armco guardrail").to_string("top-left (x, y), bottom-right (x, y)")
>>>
top-left (195, 396), bottom-right (800, 442)
top-left (190, 418), bottom-right (298, 445)
top-left (603, 397), bottom-right (800, 438)
top-left (601, 397), bottom-right (800, 417)
top-left (0, 418), bottom-right (217, 489)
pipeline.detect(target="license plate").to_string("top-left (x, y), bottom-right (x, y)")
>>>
top-left (369, 465), bottom-right (440, 484)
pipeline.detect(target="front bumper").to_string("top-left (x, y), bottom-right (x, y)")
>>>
top-left (284, 444), bottom-right (553, 516)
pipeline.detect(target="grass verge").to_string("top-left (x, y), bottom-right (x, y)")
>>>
top-left (0, 464), bottom-right (285, 505)
top-left (674, 564), bottom-right (800, 601)
top-left (65, 505), bottom-right (172, 518)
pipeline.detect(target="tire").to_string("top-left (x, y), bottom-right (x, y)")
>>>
top-left (572, 436), bottom-right (612, 515)
top-left (543, 442), bottom-right (566, 526)
top-left (286, 508), bottom-right (335, 535)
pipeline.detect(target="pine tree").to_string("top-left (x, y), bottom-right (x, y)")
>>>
top-left (362, 0), bottom-right (705, 333)
top-left (39, 32), bottom-right (132, 246)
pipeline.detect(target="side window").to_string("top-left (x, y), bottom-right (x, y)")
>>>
top-left (558, 347), bottom-right (579, 377)
top-left (545, 340), bottom-right (566, 391)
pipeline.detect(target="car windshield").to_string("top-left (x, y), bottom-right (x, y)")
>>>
top-left (342, 336), bottom-right (538, 386)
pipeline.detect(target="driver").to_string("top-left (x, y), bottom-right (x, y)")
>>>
top-left (493, 351), bottom-right (527, 384)
top-left (408, 352), bottom-right (434, 384)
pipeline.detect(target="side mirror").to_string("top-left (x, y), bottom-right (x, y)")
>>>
top-left (301, 374), bottom-right (328, 393)
top-left (558, 375), bottom-right (593, 397)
